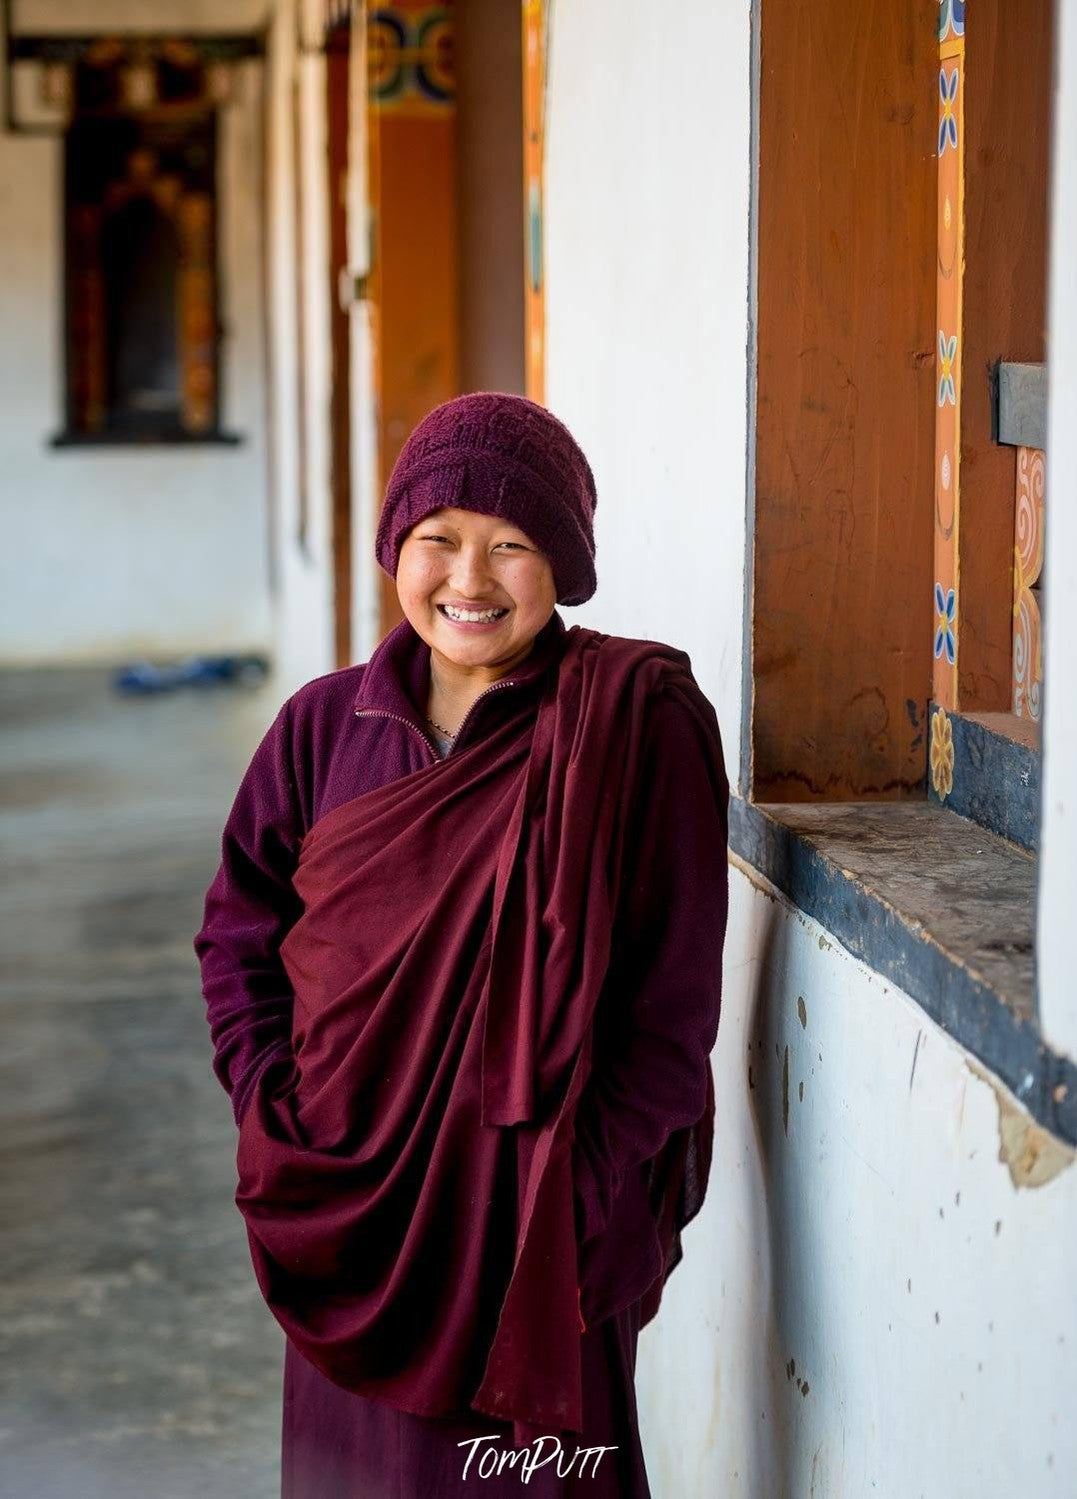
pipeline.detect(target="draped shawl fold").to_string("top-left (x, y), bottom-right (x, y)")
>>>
top-left (234, 625), bottom-right (726, 1448)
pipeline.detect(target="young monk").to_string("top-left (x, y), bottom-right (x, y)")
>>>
top-left (194, 391), bottom-right (729, 1497)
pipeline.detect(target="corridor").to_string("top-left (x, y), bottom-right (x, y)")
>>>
top-left (0, 668), bottom-right (282, 1497)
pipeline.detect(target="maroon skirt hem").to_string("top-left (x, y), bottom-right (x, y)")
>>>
top-left (281, 1298), bottom-right (651, 1498)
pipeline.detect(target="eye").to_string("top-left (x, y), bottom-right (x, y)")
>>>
top-left (418, 534), bottom-right (526, 549)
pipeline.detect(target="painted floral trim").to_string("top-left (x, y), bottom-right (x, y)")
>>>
top-left (937, 331), bottom-right (957, 407)
top-left (938, 66), bottom-right (959, 155)
top-left (930, 706), bottom-right (954, 800)
top-left (934, 583), bottom-right (956, 665)
top-left (938, 0), bottom-right (965, 44)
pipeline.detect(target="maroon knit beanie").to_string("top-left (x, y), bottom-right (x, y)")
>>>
top-left (375, 391), bottom-right (598, 606)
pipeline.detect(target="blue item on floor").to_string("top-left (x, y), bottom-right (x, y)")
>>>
top-left (113, 654), bottom-right (270, 694)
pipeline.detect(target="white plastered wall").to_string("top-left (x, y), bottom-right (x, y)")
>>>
top-left (543, 0), bottom-right (750, 794)
top-left (641, 867), bottom-right (1076, 1498)
top-left (0, 1), bottom-right (272, 664)
top-left (346, 8), bottom-right (382, 671)
top-left (543, 2), bottom-right (1077, 1495)
top-left (262, 0), bottom-right (336, 694)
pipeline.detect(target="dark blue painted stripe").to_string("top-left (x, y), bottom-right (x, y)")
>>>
top-left (927, 703), bottom-right (1040, 853)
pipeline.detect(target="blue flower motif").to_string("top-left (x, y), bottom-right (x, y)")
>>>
top-left (938, 0), bottom-right (965, 43)
top-left (938, 331), bottom-right (957, 407)
top-left (938, 67), bottom-right (959, 156)
top-left (934, 583), bottom-right (956, 664)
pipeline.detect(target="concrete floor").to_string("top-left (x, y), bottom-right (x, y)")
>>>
top-left (0, 668), bottom-right (286, 1497)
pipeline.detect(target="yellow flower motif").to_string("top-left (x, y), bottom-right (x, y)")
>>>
top-left (930, 706), bottom-right (954, 800)
top-left (938, 331), bottom-right (957, 406)
top-left (939, 67), bottom-right (959, 155)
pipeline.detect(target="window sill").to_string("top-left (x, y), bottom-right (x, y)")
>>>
top-left (728, 794), bottom-right (1075, 1146)
top-left (49, 429), bottom-right (245, 449)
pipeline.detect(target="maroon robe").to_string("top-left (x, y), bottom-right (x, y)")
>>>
top-left (195, 611), bottom-right (729, 1496)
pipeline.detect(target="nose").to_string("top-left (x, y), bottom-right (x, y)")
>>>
top-left (448, 542), bottom-right (497, 594)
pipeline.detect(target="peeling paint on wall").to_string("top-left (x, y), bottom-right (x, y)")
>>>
top-left (967, 1056), bottom-right (1076, 1188)
top-left (996, 1094), bottom-right (1075, 1189)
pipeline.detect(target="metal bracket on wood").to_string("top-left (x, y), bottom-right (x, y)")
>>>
top-left (996, 361), bottom-right (1047, 449)
top-left (338, 267), bottom-right (371, 312)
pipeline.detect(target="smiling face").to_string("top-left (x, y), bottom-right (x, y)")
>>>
top-left (396, 506), bottom-right (558, 674)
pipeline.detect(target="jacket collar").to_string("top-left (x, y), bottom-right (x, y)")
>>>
top-left (353, 609), bottom-right (569, 723)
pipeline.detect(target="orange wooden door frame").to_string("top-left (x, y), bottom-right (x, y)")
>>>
top-left (367, 2), bottom-right (459, 641)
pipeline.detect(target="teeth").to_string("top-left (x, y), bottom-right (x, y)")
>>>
top-left (443, 605), bottom-right (507, 622)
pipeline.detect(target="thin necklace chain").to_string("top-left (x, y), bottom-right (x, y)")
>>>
top-left (427, 670), bottom-right (525, 743)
